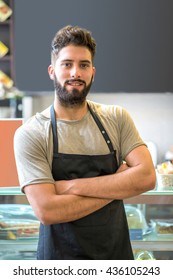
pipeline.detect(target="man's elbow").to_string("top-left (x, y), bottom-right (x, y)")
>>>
top-left (38, 212), bottom-right (53, 226)
top-left (34, 207), bottom-right (58, 226)
top-left (32, 209), bottom-right (49, 225)
top-left (35, 206), bottom-right (68, 225)
top-left (146, 169), bottom-right (156, 191)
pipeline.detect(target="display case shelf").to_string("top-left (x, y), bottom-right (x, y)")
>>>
top-left (132, 240), bottom-right (173, 251)
top-left (125, 190), bottom-right (173, 204)
top-left (0, 187), bottom-right (23, 195)
top-left (0, 239), bottom-right (38, 252)
top-left (1, 187), bottom-right (172, 201)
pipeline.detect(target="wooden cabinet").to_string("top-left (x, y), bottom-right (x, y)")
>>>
top-left (0, 0), bottom-right (22, 118)
top-left (0, 0), bottom-right (15, 83)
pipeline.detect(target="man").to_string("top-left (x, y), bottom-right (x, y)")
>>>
top-left (14, 25), bottom-right (156, 260)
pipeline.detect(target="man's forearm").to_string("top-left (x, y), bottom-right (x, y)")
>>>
top-left (55, 164), bottom-right (155, 200)
top-left (55, 146), bottom-right (156, 200)
top-left (51, 194), bottom-right (112, 224)
top-left (68, 167), bottom-right (150, 199)
top-left (25, 183), bottom-right (112, 225)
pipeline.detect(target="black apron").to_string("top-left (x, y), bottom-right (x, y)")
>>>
top-left (37, 104), bottom-right (133, 260)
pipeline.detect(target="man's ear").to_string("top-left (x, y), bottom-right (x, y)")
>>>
top-left (48, 65), bottom-right (55, 80)
top-left (92, 67), bottom-right (96, 82)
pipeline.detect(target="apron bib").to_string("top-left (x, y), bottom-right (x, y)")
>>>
top-left (37, 104), bottom-right (133, 260)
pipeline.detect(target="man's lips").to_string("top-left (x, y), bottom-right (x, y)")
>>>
top-left (65, 79), bottom-right (85, 86)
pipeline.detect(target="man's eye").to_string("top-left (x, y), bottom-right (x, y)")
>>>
top-left (80, 64), bottom-right (89, 68)
top-left (62, 63), bottom-right (72, 68)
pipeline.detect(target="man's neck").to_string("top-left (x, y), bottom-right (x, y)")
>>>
top-left (53, 98), bottom-right (88, 121)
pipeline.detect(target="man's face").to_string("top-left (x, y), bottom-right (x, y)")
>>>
top-left (48, 45), bottom-right (96, 107)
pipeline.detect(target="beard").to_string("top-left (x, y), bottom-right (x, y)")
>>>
top-left (53, 75), bottom-right (93, 108)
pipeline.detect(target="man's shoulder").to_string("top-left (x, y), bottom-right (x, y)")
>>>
top-left (87, 99), bottom-right (124, 118)
top-left (14, 112), bottom-right (51, 141)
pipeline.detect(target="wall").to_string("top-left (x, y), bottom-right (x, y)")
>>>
top-left (14, 0), bottom-right (173, 93)
top-left (89, 93), bottom-right (173, 164)
top-left (23, 92), bottom-right (173, 164)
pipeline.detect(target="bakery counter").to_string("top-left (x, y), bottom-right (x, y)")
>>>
top-left (0, 187), bottom-right (173, 260)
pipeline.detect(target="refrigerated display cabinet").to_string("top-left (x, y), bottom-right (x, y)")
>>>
top-left (0, 187), bottom-right (173, 260)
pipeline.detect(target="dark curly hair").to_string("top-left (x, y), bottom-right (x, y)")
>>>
top-left (51, 25), bottom-right (96, 64)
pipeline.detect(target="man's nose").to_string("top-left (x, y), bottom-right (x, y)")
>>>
top-left (70, 66), bottom-right (81, 78)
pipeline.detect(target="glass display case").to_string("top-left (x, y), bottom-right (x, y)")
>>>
top-left (125, 190), bottom-right (173, 260)
top-left (0, 187), bottom-right (173, 260)
top-left (0, 187), bottom-right (38, 260)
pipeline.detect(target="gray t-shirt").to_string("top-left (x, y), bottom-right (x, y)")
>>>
top-left (14, 100), bottom-right (145, 190)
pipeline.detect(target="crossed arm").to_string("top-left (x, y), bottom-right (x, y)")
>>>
top-left (24, 145), bottom-right (156, 225)
top-left (24, 184), bottom-right (112, 225)
top-left (55, 145), bottom-right (156, 199)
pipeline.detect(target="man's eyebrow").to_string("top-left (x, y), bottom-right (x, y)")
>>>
top-left (80, 60), bottom-right (91, 64)
top-left (60, 59), bottom-right (73, 62)
top-left (60, 59), bottom-right (91, 64)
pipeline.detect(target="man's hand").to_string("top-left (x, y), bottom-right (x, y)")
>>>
top-left (116, 162), bottom-right (130, 173)
top-left (55, 180), bottom-right (72, 195)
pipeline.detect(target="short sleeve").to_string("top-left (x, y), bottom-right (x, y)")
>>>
top-left (14, 122), bottom-right (55, 191)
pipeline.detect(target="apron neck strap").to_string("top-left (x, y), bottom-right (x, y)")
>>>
top-left (50, 105), bottom-right (58, 153)
top-left (87, 103), bottom-right (115, 153)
